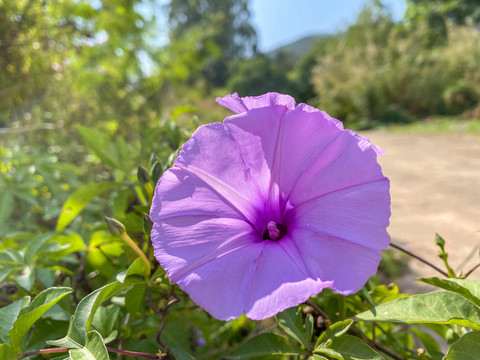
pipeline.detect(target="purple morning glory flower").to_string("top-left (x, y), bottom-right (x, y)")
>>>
top-left (150, 92), bottom-right (390, 321)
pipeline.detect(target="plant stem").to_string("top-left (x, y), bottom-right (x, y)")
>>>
top-left (107, 347), bottom-right (160, 359)
top-left (390, 242), bottom-right (448, 277)
top-left (22, 348), bottom-right (69, 357)
top-left (463, 262), bottom-right (480, 279)
top-left (305, 300), bottom-right (330, 321)
top-left (22, 347), bottom-right (160, 359)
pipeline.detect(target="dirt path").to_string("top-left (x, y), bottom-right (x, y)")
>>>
top-left (361, 130), bottom-right (480, 291)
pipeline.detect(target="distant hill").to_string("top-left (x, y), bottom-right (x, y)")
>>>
top-left (266, 34), bottom-right (328, 60)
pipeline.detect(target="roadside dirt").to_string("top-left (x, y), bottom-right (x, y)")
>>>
top-left (361, 130), bottom-right (480, 292)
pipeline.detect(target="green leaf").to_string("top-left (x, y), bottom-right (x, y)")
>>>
top-left (76, 125), bottom-right (121, 169)
top-left (125, 284), bottom-right (147, 317)
top-left (170, 347), bottom-right (197, 360)
top-left (305, 313), bottom-right (314, 347)
top-left (0, 344), bottom-right (16, 360)
top-left (0, 297), bottom-right (30, 345)
top-left (314, 335), bottom-right (384, 360)
top-left (444, 331), bottom-right (480, 359)
top-left (73, 281), bottom-right (130, 343)
top-left (9, 287), bottom-right (72, 352)
top-left (69, 330), bottom-right (109, 360)
top-left (228, 333), bottom-right (302, 359)
top-left (56, 182), bottom-right (118, 232)
top-left (419, 277), bottom-right (480, 308)
top-left (171, 105), bottom-right (198, 121)
top-left (276, 307), bottom-right (308, 348)
top-left (14, 265), bottom-right (35, 291)
top-left (45, 233), bottom-right (87, 260)
top-left (355, 291), bottom-right (480, 329)
top-left (309, 355), bottom-right (328, 360)
top-left (0, 192), bottom-right (14, 225)
top-left (47, 316), bottom-right (83, 349)
top-left (24, 233), bottom-right (55, 263)
top-left (411, 327), bottom-right (444, 360)
top-left (315, 320), bottom-right (353, 348)
top-left (116, 257), bottom-right (148, 283)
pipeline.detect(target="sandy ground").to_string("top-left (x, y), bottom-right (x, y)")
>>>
top-left (360, 130), bottom-right (480, 291)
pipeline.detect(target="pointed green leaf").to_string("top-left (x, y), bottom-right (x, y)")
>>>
top-left (309, 355), bottom-right (328, 360)
top-left (315, 320), bottom-right (353, 348)
top-left (276, 307), bottom-right (308, 347)
top-left (411, 327), bottom-right (444, 360)
top-left (0, 192), bottom-right (14, 225)
top-left (14, 265), bottom-right (35, 291)
top-left (69, 330), bottom-right (109, 360)
top-left (444, 331), bottom-right (480, 359)
top-left (356, 291), bottom-right (480, 329)
top-left (228, 333), bottom-right (302, 359)
top-left (116, 258), bottom-right (147, 283)
top-left (73, 281), bottom-right (130, 342)
top-left (9, 287), bottom-right (72, 352)
top-left (0, 344), bottom-right (16, 360)
top-left (419, 277), bottom-right (480, 308)
top-left (56, 182), bottom-right (118, 232)
top-left (24, 233), bottom-right (55, 263)
top-left (314, 335), bottom-right (384, 360)
top-left (0, 297), bottom-right (30, 345)
top-left (125, 284), bottom-right (147, 316)
top-left (47, 316), bottom-right (84, 349)
top-left (76, 125), bottom-right (121, 169)
top-left (171, 347), bottom-right (197, 360)
top-left (305, 313), bottom-right (314, 347)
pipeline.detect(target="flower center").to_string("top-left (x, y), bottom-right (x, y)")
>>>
top-left (263, 221), bottom-right (287, 241)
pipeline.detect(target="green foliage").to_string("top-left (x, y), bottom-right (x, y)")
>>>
top-left (306, 1), bottom-right (480, 128)
top-left (168, 0), bottom-right (257, 87)
top-left (444, 331), bottom-right (480, 359)
top-left (69, 330), bottom-right (109, 360)
top-left (2, 0), bottom-right (480, 358)
top-left (356, 291), bottom-right (480, 329)
top-left (229, 333), bottom-right (301, 359)
top-left (227, 56), bottom-right (294, 97)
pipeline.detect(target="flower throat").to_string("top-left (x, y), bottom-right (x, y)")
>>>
top-left (263, 221), bottom-right (287, 241)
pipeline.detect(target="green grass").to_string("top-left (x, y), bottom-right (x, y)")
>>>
top-left (387, 117), bottom-right (480, 134)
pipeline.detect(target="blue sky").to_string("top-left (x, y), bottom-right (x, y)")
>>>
top-left (250, 0), bottom-right (407, 52)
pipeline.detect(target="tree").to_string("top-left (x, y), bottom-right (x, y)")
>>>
top-left (167, 0), bottom-right (257, 87)
top-left (406, 0), bottom-right (480, 26)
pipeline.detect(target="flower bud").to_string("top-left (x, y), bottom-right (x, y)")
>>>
top-left (105, 217), bottom-right (126, 237)
top-left (151, 162), bottom-right (163, 184)
top-left (143, 213), bottom-right (153, 234)
top-left (137, 165), bottom-right (150, 184)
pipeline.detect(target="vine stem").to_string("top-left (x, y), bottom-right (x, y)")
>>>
top-left (22, 348), bottom-right (69, 357)
top-left (463, 262), bottom-right (480, 279)
top-left (389, 242), bottom-right (448, 277)
top-left (107, 347), bottom-right (160, 359)
top-left (21, 347), bottom-right (160, 359)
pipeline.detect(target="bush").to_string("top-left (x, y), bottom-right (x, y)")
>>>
top-left (307, 3), bottom-right (480, 128)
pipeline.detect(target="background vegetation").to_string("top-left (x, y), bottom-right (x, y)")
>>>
top-left (1, 0), bottom-right (480, 359)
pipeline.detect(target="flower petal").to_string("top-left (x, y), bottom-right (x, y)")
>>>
top-left (150, 167), bottom-right (245, 222)
top-left (175, 122), bottom-right (264, 227)
top-left (290, 227), bottom-right (383, 294)
top-left (288, 130), bottom-right (386, 206)
top-left (245, 240), bottom-right (333, 320)
top-left (151, 217), bottom-right (255, 284)
top-left (175, 242), bottom-right (265, 320)
top-left (276, 105), bottom-right (344, 204)
top-left (216, 92), bottom-right (296, 114)
top-left (288, 180), bottom-right (390, 251)
top-left (224, 106), bottom-right (287, 205)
